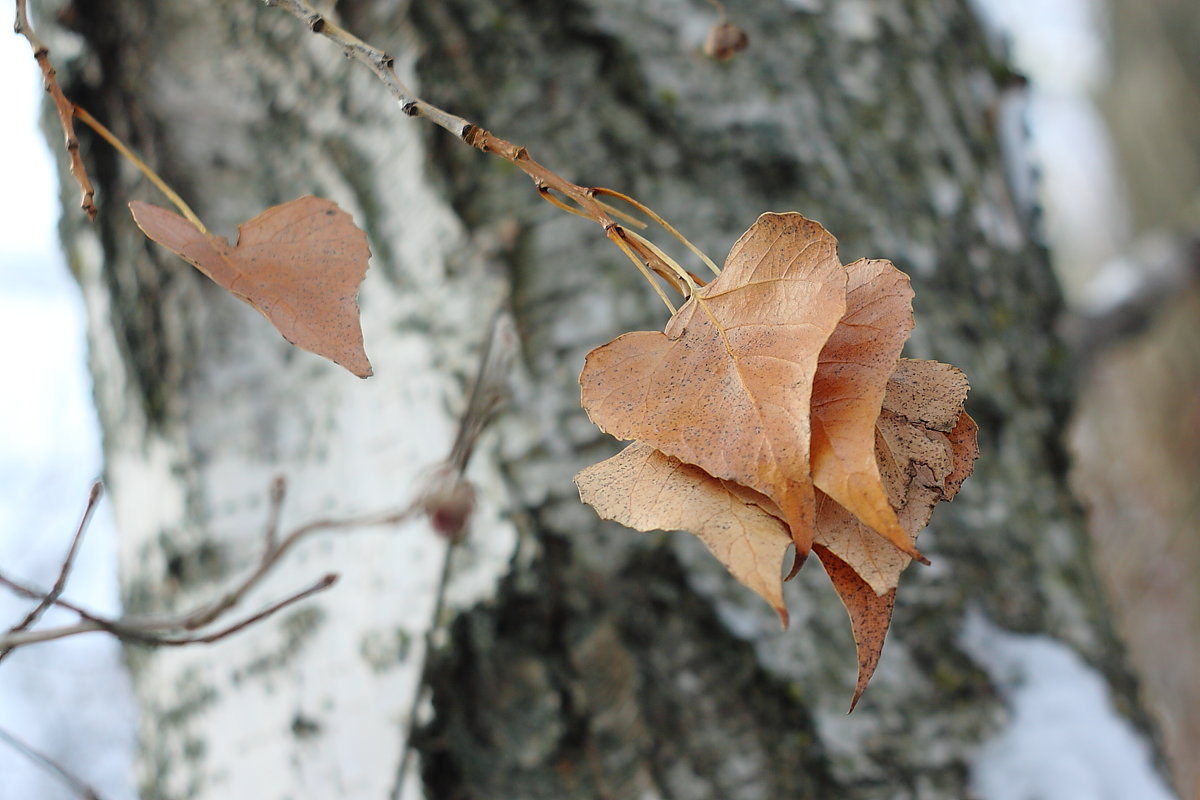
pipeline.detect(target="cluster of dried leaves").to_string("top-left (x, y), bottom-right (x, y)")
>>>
top-left (115, 202), bottom-right (980, 710)
top-left (575, 213), bottom-right (977, 707)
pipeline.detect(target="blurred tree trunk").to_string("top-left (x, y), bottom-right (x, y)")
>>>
top-left (1075, 1), bottom-right (1200, 796)
top-left (47, 0), bottom-right (1163, 797)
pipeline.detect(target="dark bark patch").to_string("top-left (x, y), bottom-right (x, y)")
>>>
top-left (416, 537), bottom-right (836, 800)
top-left (291, 712), bottom-right (323, 739)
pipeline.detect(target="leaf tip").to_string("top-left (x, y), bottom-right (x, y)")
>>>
top-left (784, 545), bottom-right (807, 581)
top-left (775, 603), bottom-right (790, 631)
top-left (889, 534), bottom-right (928, 566)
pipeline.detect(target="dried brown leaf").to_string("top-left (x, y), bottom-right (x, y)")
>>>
top-left (576, 441), bottom-right (791, 625)
top-left (811, 257), bottom-right (920, 563)
top-left (945, 408), bottom-right (980, 498)
top-left (130, 196), bottom-right (372, 377)
top-left (880, 358), bottom-right (969, 430)
top-left (814, 543), bottom-right (896, 712)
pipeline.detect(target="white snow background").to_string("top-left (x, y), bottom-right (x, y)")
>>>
top-left (0, 3), bottom-right (1177, 799)
top-left (0, 23), bottom-right (136, 800)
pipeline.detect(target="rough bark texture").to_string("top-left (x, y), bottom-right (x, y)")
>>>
top-left (46, 0), bottom-right (1163, 798)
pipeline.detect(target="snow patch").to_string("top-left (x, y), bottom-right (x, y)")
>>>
top-left (960, 609), bottom-right (1175, 800)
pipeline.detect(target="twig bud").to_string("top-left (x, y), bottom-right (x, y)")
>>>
top-left (704, 21), bottom-right (749, 61)
top-left (418, 466), bottom-right (476, 542)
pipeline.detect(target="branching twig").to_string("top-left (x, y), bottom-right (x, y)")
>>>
top-left (0, 725), bottom-right (104, 800)
top-left (179, 503), bottom-right (416, 633)
top-left (13, 0), bottom-right (96, 220)
top-left (0, 482), bottom-right (103, 663)
top-left (135, 573), bottom-right (338, 645)
top-left (0, 489), bottom-right (416, 652)
top-left (0, 569), bottom-right (336, 648)
top-left (0, 306), bottom-right (517, 795)
top-left (0, 316), bottom-right (513, 653)
top-left (261, 0), bottom-right (710, 310)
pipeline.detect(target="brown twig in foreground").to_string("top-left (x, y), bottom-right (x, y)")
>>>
top-left (262, 0), bottom-right (711, 311)
top-left (0, 724), bottom-right (103, 800)
top-left (0, 566), bottom-right (338, 649)
top-left (0, 484), bottom-right (416, 651)
top-left (0, 482), bottom-right (103, 663)
top-left (13, 0), bottom-right (96, 220)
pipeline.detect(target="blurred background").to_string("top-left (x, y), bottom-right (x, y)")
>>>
top-left (0, 0), bottom-right (1196, 797)
top-left (975, 1), bottom-right (1200, 796)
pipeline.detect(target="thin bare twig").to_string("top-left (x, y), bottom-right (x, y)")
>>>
top-left (0, 725), bottom-right (104, 800)
top-left (389, 540), bottom-right (454, 800)
top-left (72, 105), bottom-right (208, 233)
top-left (176, 498), bottom-right (417, 632)
top-left (0, 570), bottom-right (336, 648)
top-left (0, 490), bottom-right (416, 652)
top-left (447, 312), bottom-right (519, 476)
top-left (0, 482), bottom-right (103, 663)
top-left (390, 309), bottom-right (521, 800)
top-left (261, 0), bottom-right (706, 309)
top-left (13, 0), bottom-right (96, 220)
top-left (139, 574), bottom-right (338, 645)
top-left (0, 619), bottom-right (102, 649)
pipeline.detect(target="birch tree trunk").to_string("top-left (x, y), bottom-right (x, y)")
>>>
top-left (47, 0), bottom-right (1163, 797)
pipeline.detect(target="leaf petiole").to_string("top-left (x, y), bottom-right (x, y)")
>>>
top-left (606, 227), bottom-right (677, 315)
top-left (73, 105), bottom-right (208, 234)
top-left (624, 228), bottom-right (700, 296)
top-left (592, 187), bottom-right (721, 277)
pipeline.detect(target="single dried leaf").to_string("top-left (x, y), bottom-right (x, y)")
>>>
top-left (575, 441), bottom-right (791, 625)
top-left (580, 213), bottom-right (847, 561)
top-left (811, 257), bottom-right (921, 563)
top-left (130, 196), bottom-right (373, 377)
top-left (881, 358), bottom-right (968, 430)
top-left (814, 543), bottom-right (896, 712)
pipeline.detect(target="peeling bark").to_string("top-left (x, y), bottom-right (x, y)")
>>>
top-left (46, 0), bottom-right (1164, 797)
